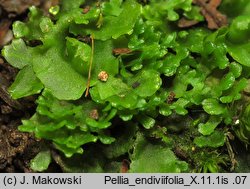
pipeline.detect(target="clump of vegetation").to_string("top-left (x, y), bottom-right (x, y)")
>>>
top-left (2, 0), bottom-right (250, 172)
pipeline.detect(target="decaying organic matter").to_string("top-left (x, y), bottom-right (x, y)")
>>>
top-left (194, 0), bottom-right (227, 29)
top-left (178, 0), bottom-right (227, 29)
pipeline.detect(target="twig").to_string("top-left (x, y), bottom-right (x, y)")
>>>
top-left (193, 0), bottom-right (227, 29)
top-left (225, 133), bottom-right (237, 172)
top-left (178, 0), bottom-right (227, 29)
top-left (85, 35), bottom-right (94, 97)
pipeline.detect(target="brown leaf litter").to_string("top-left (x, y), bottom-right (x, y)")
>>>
top-left (178, 0), bottom-right (228, 29)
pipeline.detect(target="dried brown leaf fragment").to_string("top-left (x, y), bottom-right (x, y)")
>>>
top-left (112, 48), bottom-right (132, 56)
top-left (178, 0), bottom-right (227, 29)
top-left (178, 18), bottom-right (199, 28)
top-left (193, 0), bottom-right (227, 29)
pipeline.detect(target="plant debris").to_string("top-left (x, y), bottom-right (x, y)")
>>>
top-left (112, 48), bottom-right (132, 56)
top-left (194, 0), bottom-right (228, 29)
top-left (177, 18), bottom-right (200, 28)
top-left (178, 0), bottom-right (227, 29)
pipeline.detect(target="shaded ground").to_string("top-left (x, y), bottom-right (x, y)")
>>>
top-left (0, 56), bottom-right (41, 172)
top-left (0, 48), bottom-right (45, 172)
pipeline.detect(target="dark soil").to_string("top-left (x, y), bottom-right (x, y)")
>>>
top-left (0, 0), bottom-right (59, 173)
top-left (0, 55), bottom-right (41, 173)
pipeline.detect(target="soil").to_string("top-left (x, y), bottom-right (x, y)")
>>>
top-left (0, 0), bottom-right (59, 173)
top-left (0, 55), bottom-right (43, 173)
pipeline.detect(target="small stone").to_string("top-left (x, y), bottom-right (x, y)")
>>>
top-left (98, 71), bottom-right (109, 82)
